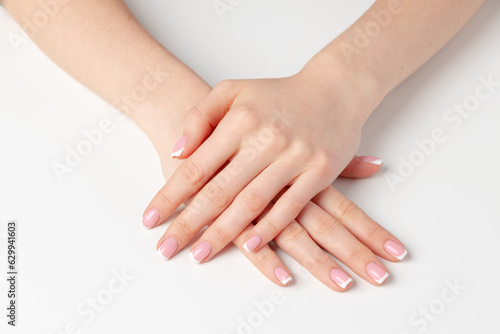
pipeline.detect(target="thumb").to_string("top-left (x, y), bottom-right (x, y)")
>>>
top-left (339, 156), bottom-right (383, 178)
top-left (171, 81), bottom-right (239, 159)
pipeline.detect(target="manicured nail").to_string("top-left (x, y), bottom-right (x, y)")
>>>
top-left (171, 135), bottom-right (188, 158)
top-left (142, 208), bottom-right (160, 229)
top-left (366, 263), bottom-right (389, 284)
top-left (190, 241), bottom-right (211, 263)
top-left (157, 237), bottom-right (178, 260)
top-left (359, 156), bottom-right (383, 165)
top-left (384, 240), bottom-right (408, 260)
top-left (274, 267), bottom-right (292, 285)
top-left (243, 235), bottom-right (262, 253)
top-left (330, 269), bottom-right (353, 289)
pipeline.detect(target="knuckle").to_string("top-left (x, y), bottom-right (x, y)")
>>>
top-left (289, 140), bottom-right (313, 160)
top-left (262, 132), bottom-right (288, 156)
top-left (273, 132), bottom-right (289, 152)
top-left (364, 223), bottom-right (383, 241)
top-left (312, 152), bottom-right (335, 179)
top-left (156, 189), bottom-right (176, 212)
top-left (253, 251), bottom-right (273, 265)
top-left (215, 79), bottom-right (235, 92)
top-left (261, 220), bottom-right (284, 239)
top-left (233, 107), bottom-right (259, 133)
top-left (203, 183), bottom-right (230, 209)
top-left (277, 222), bottom-right (307, 243)
top-left (335, 198), bottom-right (358, 221)
top-left (342, 245), bottom-right (366, 263)
top-left (208, 224), bottom-right (232, 245)
top-left (302, 255), bottom-right (322, 271)
top-left (181, 160), bottom-right (205, 185)
top-left (312, 213), bottom-right (338, 235)
top-left (186, 105), bottom-right (204, 121)
top-left (301, 247), bottom-right (329, 271)
top-left (283, 196), bottom-right (305, 218)
top-left (239, 192), bottom-right (267, 213)
top-left (174, 215), bottom-right (195, 237)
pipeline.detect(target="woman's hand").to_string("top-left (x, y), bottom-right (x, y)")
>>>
top-left (144, 65), bottom-right (380, 263)
top-left (257, 185), bottom-right (407, 289)
top-left (155, 156), bottom-right (407, 289)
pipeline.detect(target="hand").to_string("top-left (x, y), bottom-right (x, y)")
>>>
top-left (145, 67), bottom-right (375, 263)
top-left (155, 154), bottom-right (406, 290)
top-left (251, 185), bottom-right (407, 289)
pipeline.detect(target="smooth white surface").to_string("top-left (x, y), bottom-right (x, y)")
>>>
top-left (1, 1), bottom-right (499, 333)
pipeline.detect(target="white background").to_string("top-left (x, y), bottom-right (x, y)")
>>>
top-left (1, 1), bottom-right (499, 333)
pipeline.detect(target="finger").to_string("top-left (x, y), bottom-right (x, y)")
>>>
top-left (187, 159), bottom-right (298, 263)
top-left (243, 172), bottom-right (326, 253)
top-left (297, 201), bottom-right (390, 286)
top-left (156, 216), bottom-right (294, 287)
top-left (274, 221), bottom-right (353, 291)
top-left (157, 149), bottom-right (276, 260)
top-left (313, 187), bottom-right (408, 262)
top-left (142, 124), bottom-right (238, 229)
top-left (232, 223), bottom-right (293, 286)
top-left (173, 80), bottom-right (241, 159)
top-left (338, 155), bottom-right (383, 178)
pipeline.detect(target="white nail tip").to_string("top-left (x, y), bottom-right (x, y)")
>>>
top-left (243, 242), bottom-right (251, 253)
top-left (395, 249), bottom-right (408, 261)
top-left (338, 277), bottom-right (353, 289)
top-left (189, 251), bottom-right (200, 264)
top-left (367, 158), bottom-right (383, 165)
top-left (157, 248), bottom-right (169, 260)
top-left (280, 276), bottom-right (293, 285)
top-left (171, 146), bottom-right (185, 158)
top-left (374, 272), bottom-right (390, 284)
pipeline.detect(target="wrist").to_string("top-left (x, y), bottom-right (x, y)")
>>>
top-left (298, 49), bottom-right (387, 127)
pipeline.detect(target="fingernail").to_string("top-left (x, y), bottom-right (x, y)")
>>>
top-left (366, 263), bottom-right (389, 284)
top-left (274, 267), bottom-right (292, 285)
top-left (384, 240), bottom-right (408, 260)
top-left (190, 241), bottom-right (211, 263)
top-left (157, 237), bottom-right (178, 260)
top-left (243, 235), bottom-right (262, 253)
top-left (142, 208), bottom-right (160, 229)
top-left (330, 269), bottom-right (353, 289)
top-left (359, 156), bottom-right (383, 165)
top-left (171, 135), bottom-right (188, 158)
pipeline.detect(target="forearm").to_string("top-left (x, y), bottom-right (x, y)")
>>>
top-left (3, 0), bottom-right (210, 161)
top-left (303, 0), bottom-right (487, 123)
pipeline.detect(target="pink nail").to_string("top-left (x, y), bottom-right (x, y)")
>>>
top-left (157, 237), bottom-right (178, 260)
top-left (384, 240), bottom-right (408, 260)
top-left (359, 156), bottom-right (383, 165)
top-left (190, 241), bottom-right (211, 263)
top-left (142, 208), bottom-right (160, 229)
top-left (171, 135), bottom-right (188, 158)
top-left (366, 263), bottom-right (389, 284)
top-left (330, 269), bottom-right (353, 289)
top-left (243, 235), bottom-right (262, 253)
top-left (274, 267), bottom-right (292, 285)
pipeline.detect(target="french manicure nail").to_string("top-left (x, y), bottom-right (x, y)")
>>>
top-left (243, 235), bottom-right (262, 253)
top-left (157, 237), bottom-right (178, 260)
top-left (330, 269), bottom-right (353, 289)
top-left (171, 135), bottom-right (188, 158)
top-left (274, 267), bottom-right (292, 285)
top-left (384, 240), bottom-right (408, 260)
top-left (190, 241), bottom-right (211, 263)
top-left (142, 208), bottom-right (160, 229)
top-left (366, 263), bottom-right (389, 284)
top-left (359, 156), bottom-right (383, 165)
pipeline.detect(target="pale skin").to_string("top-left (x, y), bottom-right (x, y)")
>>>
top-left (3, 0), bottom-right (484, 290)
top-left (145, 0), bottom-right (486, 268)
